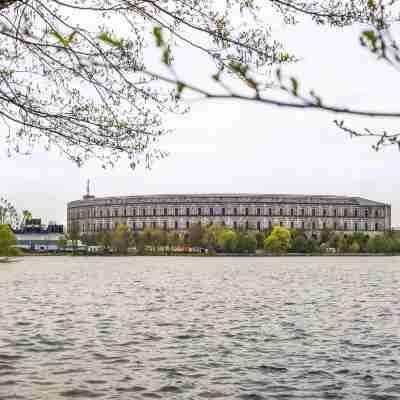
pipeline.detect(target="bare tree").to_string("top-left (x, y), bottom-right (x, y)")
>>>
top-left (0, 0), bottom-right (398, 168)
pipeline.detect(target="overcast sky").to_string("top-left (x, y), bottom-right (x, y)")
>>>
top-left (1, 20), bottom-right (399, 226)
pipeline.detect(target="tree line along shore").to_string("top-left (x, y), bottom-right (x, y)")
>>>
top-left (2, 223), bottom-right (400, 258)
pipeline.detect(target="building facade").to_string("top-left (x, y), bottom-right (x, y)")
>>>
top-left (67, 193), bottom-right (391, 236)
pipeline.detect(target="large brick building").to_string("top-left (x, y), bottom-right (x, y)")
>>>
top-left (67, 193), bottom-right (391, 236)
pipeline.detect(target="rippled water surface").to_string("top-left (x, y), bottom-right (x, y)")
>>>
top-left (1, 256), bottom-right (400, 399)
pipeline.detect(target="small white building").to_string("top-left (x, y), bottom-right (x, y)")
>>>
top-left (15, 233), bottom-right (65, 252)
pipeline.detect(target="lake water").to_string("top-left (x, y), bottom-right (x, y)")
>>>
top-left (0, 256), bottom-right (399, 399)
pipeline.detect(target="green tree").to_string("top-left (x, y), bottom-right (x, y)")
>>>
top-left (255, 231), bottom-right (265, 250)
top-left (57, 237), bottom-right (68, 252)
top-left (236, 232), bottom-right (257, 254)
top-left (0, 198), bottom-right (19, 228)
top-left (0, 224), bottom-right (17, 258)
top-left (188, 222), bottom-right (205, 248)
top-left (291, 234), bottom-right (307, 253)
top-left (111, 224), bottom-right (133, 254)
top-left (96, 231), bottom-right (112, 252)
top-left (218, 229), bottom-right (238, 253)
top-left (349, 241), bottom-right (361, 253)
top-left (264, 226), bottom-right (291, 254)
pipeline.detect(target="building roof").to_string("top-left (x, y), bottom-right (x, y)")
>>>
top-left (68, 194), bottom-right (390, 207)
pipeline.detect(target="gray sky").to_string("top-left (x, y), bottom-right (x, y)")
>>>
top-left (1, 21), bottom-right (399, 226)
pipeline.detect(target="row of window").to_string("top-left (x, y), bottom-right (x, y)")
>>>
top-left (71, 206), bottom-right (385, 219)
top-left (79, 220), bottom-right (383, 233)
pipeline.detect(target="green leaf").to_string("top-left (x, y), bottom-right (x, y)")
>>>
top-left (99, 32), bottom-right (123, 48)
top-left (229, 61), bottom-right (248, 78)
top-left (367, 0), bottom-right (376, 10)
top-left (162, 46), bottom-right (172, 65)
top-left (176, 82), bottom-right (185, 97)
top-left (290, 77), bottom-right (299, 96)
top-left (50, 30), bottom-right (68, 47)
top-left (153, 26), bottom-right (164, 47)
top-left (66, 31), bottom-right (77, 46)
top-left (279, 52), bottom-right (289, 62)
top-left (361, 30), bottom-right (378, 51)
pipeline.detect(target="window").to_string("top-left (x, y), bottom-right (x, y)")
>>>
top-left (222, 208), bottom-right (225, 216)
top-left (186, 221), bottom-right (190, 229)
top-left (365, 209), bottom-right (369, 218)
top-left (210, 207), bottom-right (214, 216)
top-left (257, 221), bottom-right (261, 231)
top-left (312, 221), bottom-right (316, 230)
top-left (233, 221), bottom-right (237, 230)
top-left (143, 221), bottom-right (146, 229)
top-left (133, 208), bottom-right (136, 216)
top-left (334, 209), bottom-right (337, 217)
top-left (100, 209), bottom-right (103, 217)
top-left (279, 221), bottom-right (283, 227)
top-left (323, 209), bottom-right (327, 217)
top-left (354, 209), bottom-right (358, 217)
top-left (257, 208), bottom-right (261, 216)
top-left (175, 208), bottom-right (179, 216)
top-left (175, 221), bottom-right (178, 230)
top-left (375, 210), bottom-right (379, 217)
top-left (323, 221), bottom-right (326, 230)
top-left (301, 221), bottom-right (305, 230)
top-left (132, 222), bottom-right (136, 231)
top-left (245, 208), bottom-right (249, 216)
top-left (142, 208), bottom-right (146, 217)
top-left (124, 208), bottom-right (127, 217)
top-left (245, 221), bottom-right (249, 230)
top-left (198, 207), bottom-right (202, 216)
top-left (186, 207), bottom-right (190, 216)
top-left (268, 208), bottom-right (272, 216)
top-left (301, 208), bottom-right (305, 216)
top-left (290, 208), bottom-right (294, 217)
top-left (107, 209), bottom-right (110, 217)
top-left (365, 222), bottom-right (368, 231)
top-left (152, 221), bottom-right (156, 229)
top-left (290, 221), bottom-right (294, 229)
top-left (344, 222), bottom-right (347, 231)
top-left (344, 209), bottom-right (348, 217)
top-left (354, 223), bottom-right (358, 231)
top-left (163, 221), bottom-right (167, 230)
top-left (279, 208), bottom-right (283, 216)
top-left (234, 208), bottom-right (238, 216)
top-left (375, 223), bottom-right (379, 231)
top-left (312, 208), bottom-right (316, 217)
top-left (333, 222), bottom-right (337, 230)
top-left (268, 220), bottom-right (272, 229)
top-left (153, 208), bottom-right (157, 216)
